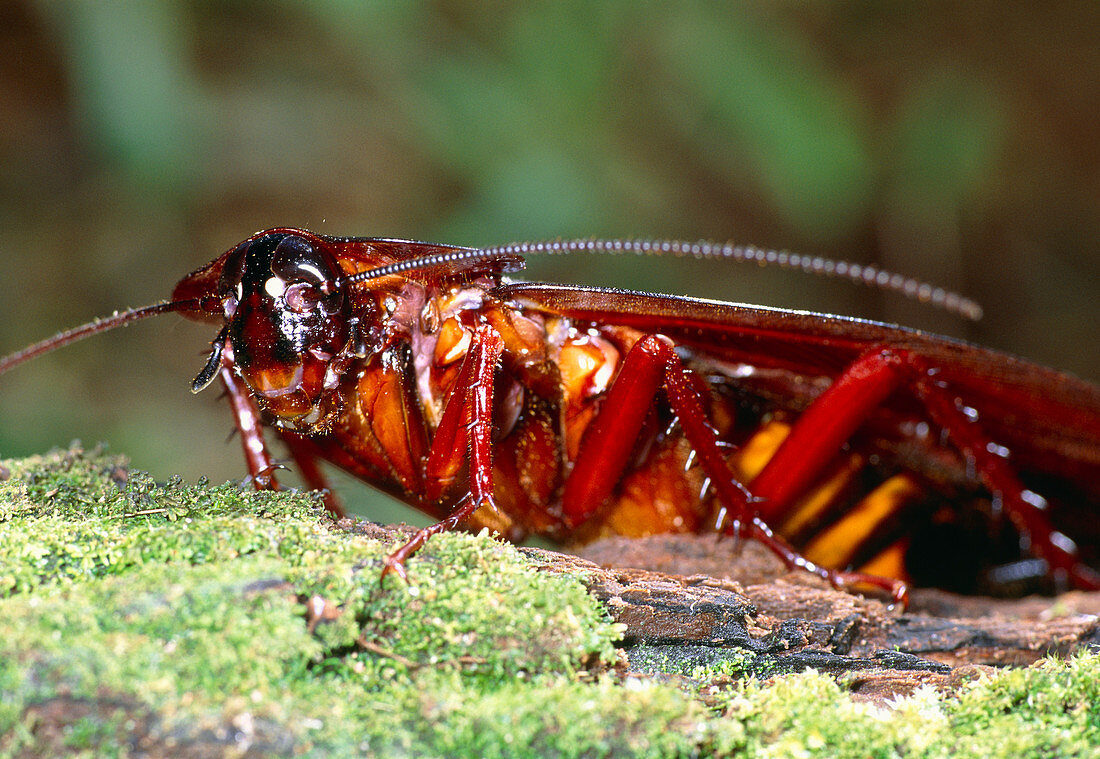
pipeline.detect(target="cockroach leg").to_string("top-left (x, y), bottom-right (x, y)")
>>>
top-left (383, 325), bottom-right (505, 582)
top-left (220, 342), bottom-right (345, 517)
top-left (420, 325), bottom-right (502, 503)
top-left (908, 354), bottom-right (1100, 591)
top-left (564, 335), bottom-right (908, 605)
top-left (750, 350), bottom-right (907, 525)
top-left (740, 517), bottom-right (911, 607)
top-left (563, 334), bottom-right (758, 530)
top-left (561, 334), bottom-right (674, 527)
top-left (653, 340), bottom-right (908, 604)
top-left (749, 348), bottom-right (1099, 595)
top-left (219, 343), bottom-right (279, 491)
top-left (699, 349), bottom-right (915, 602)
top-left (382, 495), bottom-right (483, 583)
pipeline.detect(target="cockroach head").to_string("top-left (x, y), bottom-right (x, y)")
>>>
top-left (185, 230), bottom-right (353, 429)
top-left (177, 228), bottom-right (527, 430)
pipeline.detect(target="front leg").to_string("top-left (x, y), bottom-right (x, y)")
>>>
top-left (219, 343), bottom-right (280, 491)
top-left (382, 324), bottom-right (505, 581)
top-left (221, 343), bottom-right (351, 518)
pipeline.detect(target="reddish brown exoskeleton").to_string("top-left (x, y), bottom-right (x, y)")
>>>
top-left (3, 228), bottom-right (1099, 605)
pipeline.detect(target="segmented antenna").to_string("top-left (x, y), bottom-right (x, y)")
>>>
top-left (0, 300), bottom-right (200, 377)
top-left (345, 248), bottom-right (524, 285)
top-left (478, 238), bottom-right (984, 321)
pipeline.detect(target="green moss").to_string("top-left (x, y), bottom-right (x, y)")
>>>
top-left (944, 654), bottom-right (1100, 755)
top-left (2, 447), bottom-right (1099, 758)
top-left (699, 653), bottom-right (1100, 758)
top-left (0, 448), bottom-right (701, 757)
top-left (0, 447), bottom-right (325, 595)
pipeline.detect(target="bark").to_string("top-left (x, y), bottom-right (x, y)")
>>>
top-left (521, 533), bottom-right (1100, 702)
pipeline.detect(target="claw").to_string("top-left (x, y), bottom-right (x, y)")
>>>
top-left (380, 553), bottom-right (409, 585)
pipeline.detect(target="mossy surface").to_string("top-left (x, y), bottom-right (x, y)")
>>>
top-left (1, 447), bottom-right (1098, 758)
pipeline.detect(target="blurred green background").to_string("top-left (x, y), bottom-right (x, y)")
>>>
top-left (1, 1), bottom-right (1097, 522)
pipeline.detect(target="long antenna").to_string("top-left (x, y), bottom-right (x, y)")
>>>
top-left (345, 248), bottom-right (524, 285)
top-left (0, 299), bottom-right (201, 377)
top-left (478, 238), bottom-right (984, 321)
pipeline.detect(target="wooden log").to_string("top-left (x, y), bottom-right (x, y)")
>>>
top-left (518, 533), bottom-right (1100, 702)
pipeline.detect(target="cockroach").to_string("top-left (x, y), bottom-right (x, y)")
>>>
top-left (2, 228), bottom-right (1098, 606)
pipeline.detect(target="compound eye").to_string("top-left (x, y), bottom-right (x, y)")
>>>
top-left (269, 235), bottom-right (344, 313)
top-left (271, 235), bottom-right (336, 289)
top-left (217, 241), bottom-right (249, 295)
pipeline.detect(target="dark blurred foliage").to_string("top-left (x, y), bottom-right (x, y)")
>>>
top-left (1, 1), bottom-right (1097, 522)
